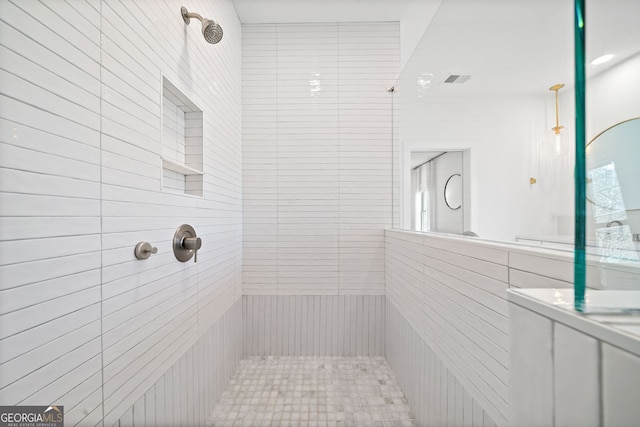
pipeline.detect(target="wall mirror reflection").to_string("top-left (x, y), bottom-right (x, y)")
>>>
top-left (586, 117), bottom-right (640, 264)
top-left (391, 0), bottom-right (640, 252)
top-left (444, 174), bottom-right (462, 210)
top-left (410, 150), bottom-right (468, 234)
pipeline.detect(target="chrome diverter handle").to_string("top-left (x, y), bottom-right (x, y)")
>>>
top-left (173, 224), bottom-right (202, 262)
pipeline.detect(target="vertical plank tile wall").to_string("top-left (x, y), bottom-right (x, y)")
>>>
top-left (509, 299), bottom-right (640, 427)
top-left (242, 295), bottom-right (385, 357)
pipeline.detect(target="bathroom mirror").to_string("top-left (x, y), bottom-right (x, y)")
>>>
top-left (444, 174), bottom-right (462, 210)
top-left (391, 0), bottom-right (640, 246)
top-left (586, 118), bottom-right (640, 216)
top-left (586, 117), bottom-right (640, 262)
top-left (410, 151), bottom-right (466, 234)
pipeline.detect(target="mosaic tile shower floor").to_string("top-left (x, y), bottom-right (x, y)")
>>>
top-left (207, 356), bottom-right (417, 427)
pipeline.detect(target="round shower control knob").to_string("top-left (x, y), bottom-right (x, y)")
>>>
top-left (182, 236), bottom-right (202, 250)
top-left (182, 236), bottom-right (202, 262)
top-left (173, 224), bottom-right (202, 263)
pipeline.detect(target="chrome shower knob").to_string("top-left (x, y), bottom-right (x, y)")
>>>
top-left (173, 224), bottom-right (202, 262)
top-left (182, 236), bottom-right (202, 262)
top-left (182, 236), bottom-right (202, 250)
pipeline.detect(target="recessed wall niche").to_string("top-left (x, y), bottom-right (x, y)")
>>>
top-left (161, 76), bottom-right (203, 196)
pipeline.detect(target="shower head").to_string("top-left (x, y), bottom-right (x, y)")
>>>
top-left (181, 6), bottom-right (223, 44)
top-left (202, 19), bottom-right (223, 44)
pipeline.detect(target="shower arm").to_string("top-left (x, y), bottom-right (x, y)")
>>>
top-left (181, 7), bottom-right (204, 25)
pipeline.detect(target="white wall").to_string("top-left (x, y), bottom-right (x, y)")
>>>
top-left (0, 0), bottom-right (242, 425)
top-left (242, 22), bottom-right (400, 296)
top-left (584, 55), bottom-right (640, 140)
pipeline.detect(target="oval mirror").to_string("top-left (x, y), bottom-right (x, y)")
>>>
top-left (586, 118), bottom-right (640, 221)
top-left (444, 173), bottom-right (462, 210)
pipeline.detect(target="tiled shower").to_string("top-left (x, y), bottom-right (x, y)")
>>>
top-left (0, 0), bottom-right (502, 421)
top-left (3, 0), bottom-right (640, 426)
top-left (1, 1), bottom-right (407, 425)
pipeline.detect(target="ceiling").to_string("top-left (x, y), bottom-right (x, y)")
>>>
top-left (231, 0), bottom-right (640, 96)
top-left (398, 0), bottom-right (640, 96)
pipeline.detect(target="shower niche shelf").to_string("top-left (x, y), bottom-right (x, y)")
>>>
top-left (161, 76), bottom-right (203, 197)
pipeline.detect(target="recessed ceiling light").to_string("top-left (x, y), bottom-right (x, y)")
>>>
top-left (591, 54), bottom-right (613, 65)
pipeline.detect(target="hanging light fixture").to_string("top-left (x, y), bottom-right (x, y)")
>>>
top-left (549, 83), bottom-right (565, 155)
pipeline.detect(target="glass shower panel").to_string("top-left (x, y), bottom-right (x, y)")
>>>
top-left (576, 0), bottom-right (640, 310)
top-left (392, 0), bottom-right (575, 246)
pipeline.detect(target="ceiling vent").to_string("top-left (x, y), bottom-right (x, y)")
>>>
top-left (443, 74), bottom-right (471, 84)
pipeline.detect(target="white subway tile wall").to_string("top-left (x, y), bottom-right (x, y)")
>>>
top-left (384, 229), bottom-right (604, 427)
top-left (113, 300), bottom-right (241, 427)
top-left (0, 0), bottom-right (242, 425)
top-left (161, 77), bottom-right (204, 195)
top-left (242, 23), bottom-right (399, 296)
top-left (162, 95), bottom-right (187, 164)
top-left (242, 295), bottom-right (385, 357)
top-left (0, 0), bottom-right (102, 424)
top-left (385, 230), bottom-right (510, 426)
top-left (387, 299), bottom-right (497, 427)
top-left (162, 168), bottom-right (187, 193)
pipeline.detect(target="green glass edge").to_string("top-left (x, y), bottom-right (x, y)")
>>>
top-left (574, 0), bottom-right (587, 312)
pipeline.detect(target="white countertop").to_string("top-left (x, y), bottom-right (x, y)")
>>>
top-left (507, 288), bottom-right (640, 356)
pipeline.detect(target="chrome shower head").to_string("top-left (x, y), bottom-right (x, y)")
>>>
top-left (202, 19), bottom-right (223, 44)
top-left (181, 6), bottom-right (223, 44)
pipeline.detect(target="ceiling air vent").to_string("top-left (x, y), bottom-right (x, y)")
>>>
top-left (443, 74), bottom-right (471, 84)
